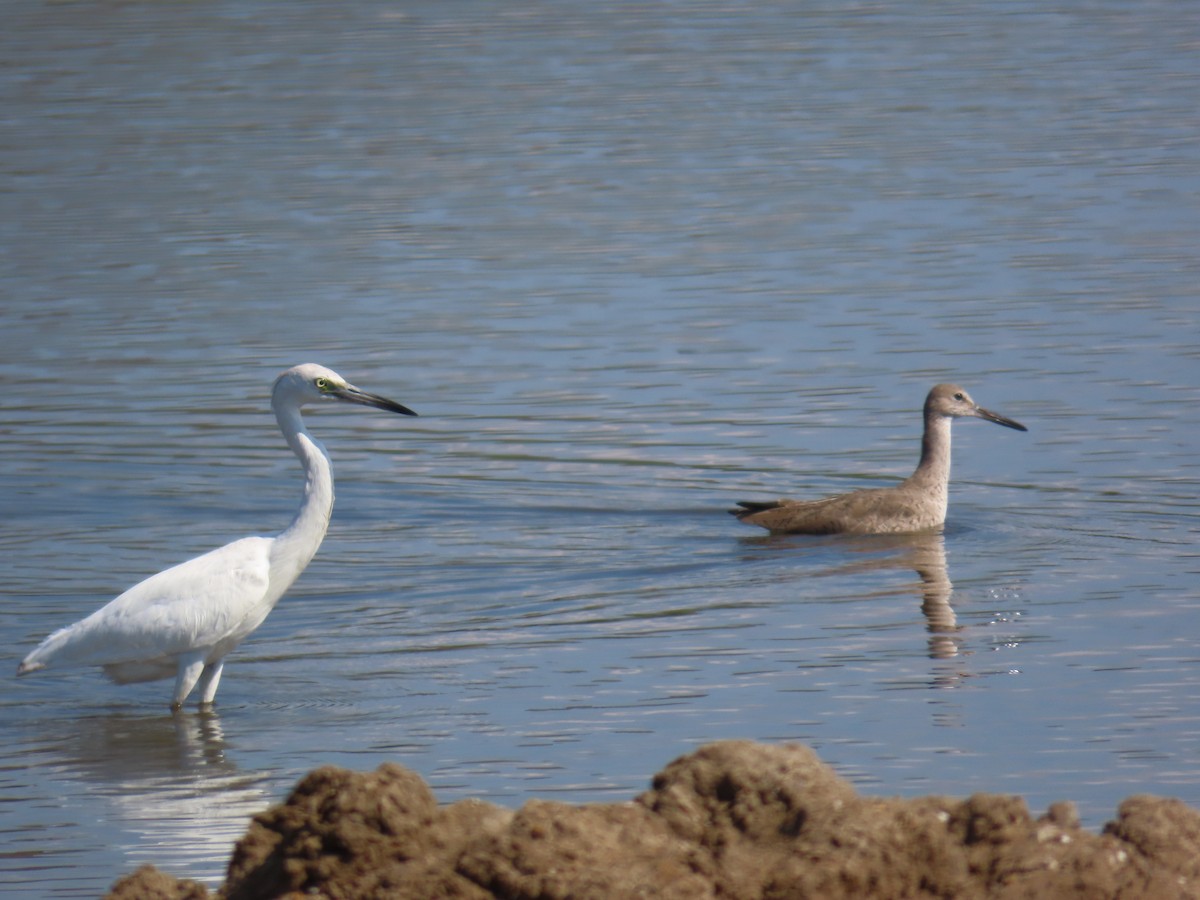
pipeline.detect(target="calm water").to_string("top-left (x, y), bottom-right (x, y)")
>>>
top-left (3, 1), bottom-right (1199, 896)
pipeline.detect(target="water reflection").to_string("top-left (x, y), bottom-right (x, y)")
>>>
top-left (50, 710), bottom-right (232, 778)
top-left (742, 531), bottom-right (963, 662)
top-left (32, 710), bottom-right (266, 881)
top-left (855, 533), bottom-right (959, 662)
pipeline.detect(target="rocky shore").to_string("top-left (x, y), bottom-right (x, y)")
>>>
top-left (108, 740), bottom-right (1200, 899)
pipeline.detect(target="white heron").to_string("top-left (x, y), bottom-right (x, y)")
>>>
top-left (17, 363), bottom-right (417, 710)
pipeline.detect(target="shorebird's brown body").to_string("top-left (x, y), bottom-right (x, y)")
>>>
top-left (732, 384), bottom-right (1026, 535)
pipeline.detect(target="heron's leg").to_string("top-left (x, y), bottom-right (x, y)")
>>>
top-left (197, 660), bottom-right (225, 706)
top-left (171, 652), bottom-right (207, 710)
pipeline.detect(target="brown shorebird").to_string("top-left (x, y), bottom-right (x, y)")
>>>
top-left (731, 383), bottom-right (1027, 535)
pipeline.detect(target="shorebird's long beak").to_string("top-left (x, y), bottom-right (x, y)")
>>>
top-left (974, 405), bottom-right (1026, 431)
top-left (331, 383), bottom-right (418, 417)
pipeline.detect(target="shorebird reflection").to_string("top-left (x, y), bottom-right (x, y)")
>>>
top-left (817, 532), bottom-right (959, 660)
top-left (742, 531), bottom-right (962, 662)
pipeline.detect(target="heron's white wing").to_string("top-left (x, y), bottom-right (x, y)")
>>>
top-left (21, 536), bottom-right (273, 671)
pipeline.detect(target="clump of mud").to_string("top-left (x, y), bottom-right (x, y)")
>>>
top-left (108, 740), bottom-right (1200, 899)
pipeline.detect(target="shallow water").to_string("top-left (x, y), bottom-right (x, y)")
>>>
top-left (2, 1), bottom-right (1199, 895)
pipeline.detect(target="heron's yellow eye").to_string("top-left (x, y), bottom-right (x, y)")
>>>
top-left (315, 377), bottom-right (330, 391)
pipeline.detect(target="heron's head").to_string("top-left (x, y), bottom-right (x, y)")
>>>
top-left (272, 364), bottom-right (417, 416)
top-left (925, 383), bottom-right (1025, 431)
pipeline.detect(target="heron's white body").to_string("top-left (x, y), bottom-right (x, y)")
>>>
top-left (17, 364), bottom-right (414, 709)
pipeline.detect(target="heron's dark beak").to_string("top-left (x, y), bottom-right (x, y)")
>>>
top-left (333, 384), bottom-right (418, 417)
top-left (975, 406), bottom-right (1026, 432)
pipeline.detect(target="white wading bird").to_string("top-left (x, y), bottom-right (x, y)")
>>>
top-left (17, 364), bottom-right (417, 710)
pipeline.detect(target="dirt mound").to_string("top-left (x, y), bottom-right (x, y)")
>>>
top-left (107, 740), bottom-right (1200, 899)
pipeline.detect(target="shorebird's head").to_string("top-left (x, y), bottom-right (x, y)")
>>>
top-left (926, 383), bottom-right (1026, 431)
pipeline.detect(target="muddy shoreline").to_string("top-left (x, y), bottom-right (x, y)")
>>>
top-left (108, 740), bottom-right (1200, 899)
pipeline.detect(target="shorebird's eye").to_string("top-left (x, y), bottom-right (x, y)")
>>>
top-left (953, 392), bottom-right (965, 401)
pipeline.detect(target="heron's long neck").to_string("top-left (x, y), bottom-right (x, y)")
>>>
top-left (269, 403), bottom-right (335, 594)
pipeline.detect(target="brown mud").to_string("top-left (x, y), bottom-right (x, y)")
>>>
top-left (107, 740), bottom-right (1200, 899)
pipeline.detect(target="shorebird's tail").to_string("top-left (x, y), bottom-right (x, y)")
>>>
top-left (729, 500), bottom-right (782, 519)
